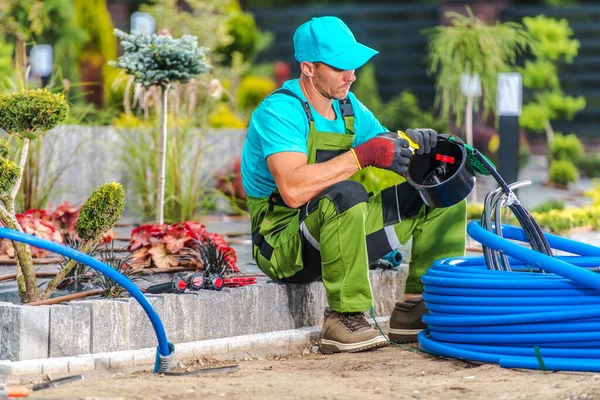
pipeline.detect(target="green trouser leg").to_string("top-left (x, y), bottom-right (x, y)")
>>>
top-left (393, 200), bottom-right (467, 294)
top-left (302, 182), bottom-right (373, 313)
top-left (252, 181), bottom-right (466, 314)
top-left (302, 181), bottom-right (466, 311)
top-left (364, 183), bottom-right (467, 295)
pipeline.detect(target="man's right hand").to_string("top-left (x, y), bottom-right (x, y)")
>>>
top-left (352, 133), bottom-right (413, 175)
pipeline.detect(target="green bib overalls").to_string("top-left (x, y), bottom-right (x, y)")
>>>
top-left (247, 89), bottom-right (466, 313)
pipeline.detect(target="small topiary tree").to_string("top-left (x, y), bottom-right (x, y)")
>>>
top-left (0, 89), bottom-right (68, 302)
top-left (519, 16), bottom-right (586, 152)
top-left (109, 29), bottom-right (210, 224)
top-left (550, 133), bottom-right (584, 162)
top-left (424, 8), bottom-right (529, 145)
top-left (549, 159), bottom-right (578, 186)
top-left (41, 182), bottom-right (125, 300)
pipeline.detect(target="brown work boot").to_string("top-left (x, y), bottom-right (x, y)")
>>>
top-left (388, 297), bottom-right (428, 343)
top-left (319, 307), bottom-right (389, 354)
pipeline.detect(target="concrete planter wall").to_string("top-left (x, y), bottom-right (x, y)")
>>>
top-left (25, 125), bottom-right (246, 209)
top-left (0, 268), bottom-right (406, 362)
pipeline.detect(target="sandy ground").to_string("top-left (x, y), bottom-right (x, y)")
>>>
top-left (12, 343), bottom-right (599, 400)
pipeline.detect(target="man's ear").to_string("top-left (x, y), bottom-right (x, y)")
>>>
top-left (300, 61), bottom-right (316, 77)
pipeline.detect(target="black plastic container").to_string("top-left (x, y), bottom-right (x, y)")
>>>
top-left (405, 137), bottom-right (475, 208)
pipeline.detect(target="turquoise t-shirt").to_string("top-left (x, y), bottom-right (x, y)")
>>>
top-left (241, 79), bottom-right (386, 198)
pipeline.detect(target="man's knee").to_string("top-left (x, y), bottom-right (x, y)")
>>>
top-left (315, 180), bottom-right (368, 214)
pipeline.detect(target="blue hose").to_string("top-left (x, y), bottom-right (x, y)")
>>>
top-left (0, 227), bottom-right (174, 372)
top-left (418, 221), bottom-right (600, 372)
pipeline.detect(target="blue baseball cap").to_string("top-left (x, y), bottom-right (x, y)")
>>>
top-left (293, 16), bottom-right (378, 71)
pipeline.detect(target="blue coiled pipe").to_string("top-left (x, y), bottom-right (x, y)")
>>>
top-left (418, 221), bottom-right (600, 372)
top-left (0, 227), bottom-right (173, 371)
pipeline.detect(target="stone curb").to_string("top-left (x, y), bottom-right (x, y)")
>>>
top-left (0, 317), bottom-right (390, 376)
top-left (0, 269), bottom-right (406, 362)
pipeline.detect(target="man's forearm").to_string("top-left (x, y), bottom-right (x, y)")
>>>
top-left (279, 151), bottom-right (359, 208)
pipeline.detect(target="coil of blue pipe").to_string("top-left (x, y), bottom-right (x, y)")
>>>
top-left (418, 221), bottom-right (600, 372)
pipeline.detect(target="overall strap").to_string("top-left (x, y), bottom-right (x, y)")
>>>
top-left (339, 97), bottom-right (355, 135)
top-left (268, 89), bottom-right (314, 122)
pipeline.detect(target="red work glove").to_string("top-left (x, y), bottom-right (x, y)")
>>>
top-left (351, 133), bottom-right (412, 176)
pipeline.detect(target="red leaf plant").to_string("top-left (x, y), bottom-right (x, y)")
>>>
top-left (0, 212), bottom-right (64, 258)
top-left (214, 157), bottom-right (247, 211)
top-left (128, 221), bottom-right (238, 271)
top-left (0, 202), bottom-right (114, 258)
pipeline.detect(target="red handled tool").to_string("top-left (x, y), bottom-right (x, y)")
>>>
top-left (145, 277), bottom-right (188, 294)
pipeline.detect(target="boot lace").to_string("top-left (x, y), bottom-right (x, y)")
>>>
top-left (339, 312), bottom-right (371, 332)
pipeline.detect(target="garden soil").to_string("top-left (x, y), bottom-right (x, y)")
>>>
top-left (21, 344), bottom-right (600, 400)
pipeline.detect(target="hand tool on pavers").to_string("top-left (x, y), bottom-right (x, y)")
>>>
top-left (145, 276), bottom-right (188, 294)
top-left (0, 385), bottom-right (29, 398)
top-left (31, 375), bottom-right (84, 392)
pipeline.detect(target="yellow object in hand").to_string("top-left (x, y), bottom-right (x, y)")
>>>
top-left (397, 130), bottom-right (419, 154)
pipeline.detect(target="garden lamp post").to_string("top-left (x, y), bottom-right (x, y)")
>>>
top-left (497, 72), bottom-right (522, 186)
top-left (460, 73), bottom-right (481, 147)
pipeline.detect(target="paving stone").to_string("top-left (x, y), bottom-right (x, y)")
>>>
top-left (289, 328), bottom-right (317, 349)
top-left (132, 349), bottom-right (155, 366)
top-left (192, 341), bottom-right (217, 358)
top-left (173, 342), bottom-right (196, 359)
top-left (257, 282), bottom-right (295, 333)
top-left (370, 269), bottom-right (406, 317)
top-left (41, 358), bottom-right (69, 374)
top-left (74, 300), bottom-right (129, 353)
top-left (0, 359), bottom-right (42, 375)
top-left (68, 356), bottom-right (96, 372)
top-left (0, 302), bottom-right (49, 361)
top-left (110, 353), bottom-right (134, 369)
top-left (121, 296), bottom-right (165, 350)
top-left (93, 353), bottom-right (111, 370)
top-left (194, 290), bottom-right (233, 340)
top-left (227, 337), bottom-right (253, 353)
top-left (50, 305), bottom-right (91, 358)
top-left (280, 281), bottom-right (327, 328)
top-left (159, 293), bottom-right (205, 343)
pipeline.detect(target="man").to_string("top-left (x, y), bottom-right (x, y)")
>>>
top-left (241, 16), bottom-right (466, 353)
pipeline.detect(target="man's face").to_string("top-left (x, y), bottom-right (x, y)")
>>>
top-left (312, 62), bottom-right (356, 100)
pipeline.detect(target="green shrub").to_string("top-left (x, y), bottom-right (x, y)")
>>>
top-left (217, 9), bottom-right (264, 65)
top-left (237, 75), bottom-right (277, 111)
top-left (533, 200), bottom-right (565, 213)
top-left (378, 90), bottom-right (448, 133)
top-left (350, 167), bottom-right (404, 194)
top-left (0, 90), bottom-right (69, 139)
top-left (467, 203), bottom-right (485, 220)
top-left (576, 153), bottom-right (600, 178)
top-left (549, 159), bottom-right (578, 186)
top-left (0, 158), bottom-right (20, 196)
top-left (109, 29), bottom-right (210, 88)
top-left (208, 104), bottom-right (246, 128)
top-left (550, 133), bottom-right (584, 162)
top-left (0, 138), bottom-right (9, 160)
top-left (352, 64), bottom-right (382, 114)
top-left (76, 182), bottom-right (125, 241)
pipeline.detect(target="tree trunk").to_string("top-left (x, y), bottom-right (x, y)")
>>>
top-left (156, 83), bottom-right (170, 224)
top-left (15, 39), bottom-right (27, 87)
top-left (465, 95), bottom-right (477, 204)
top-left (11, 138), bottom-right (30, 201)
top-left (4, 138), bottom-right (38, 302)
top-left (465, 95), bottom-right (474, 147)
top-left (544, 118), bottom-right (555, 167)
top-left (0, 207), bottom-right (37, 302)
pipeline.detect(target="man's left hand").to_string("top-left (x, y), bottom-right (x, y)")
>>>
top-left (405, 128), bottom-right (438, 155)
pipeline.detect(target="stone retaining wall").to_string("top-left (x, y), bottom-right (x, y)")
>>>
top-left (0, 268), bottom-right (406, 362)
top-left (23, 125), bottom-right (245, 209)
